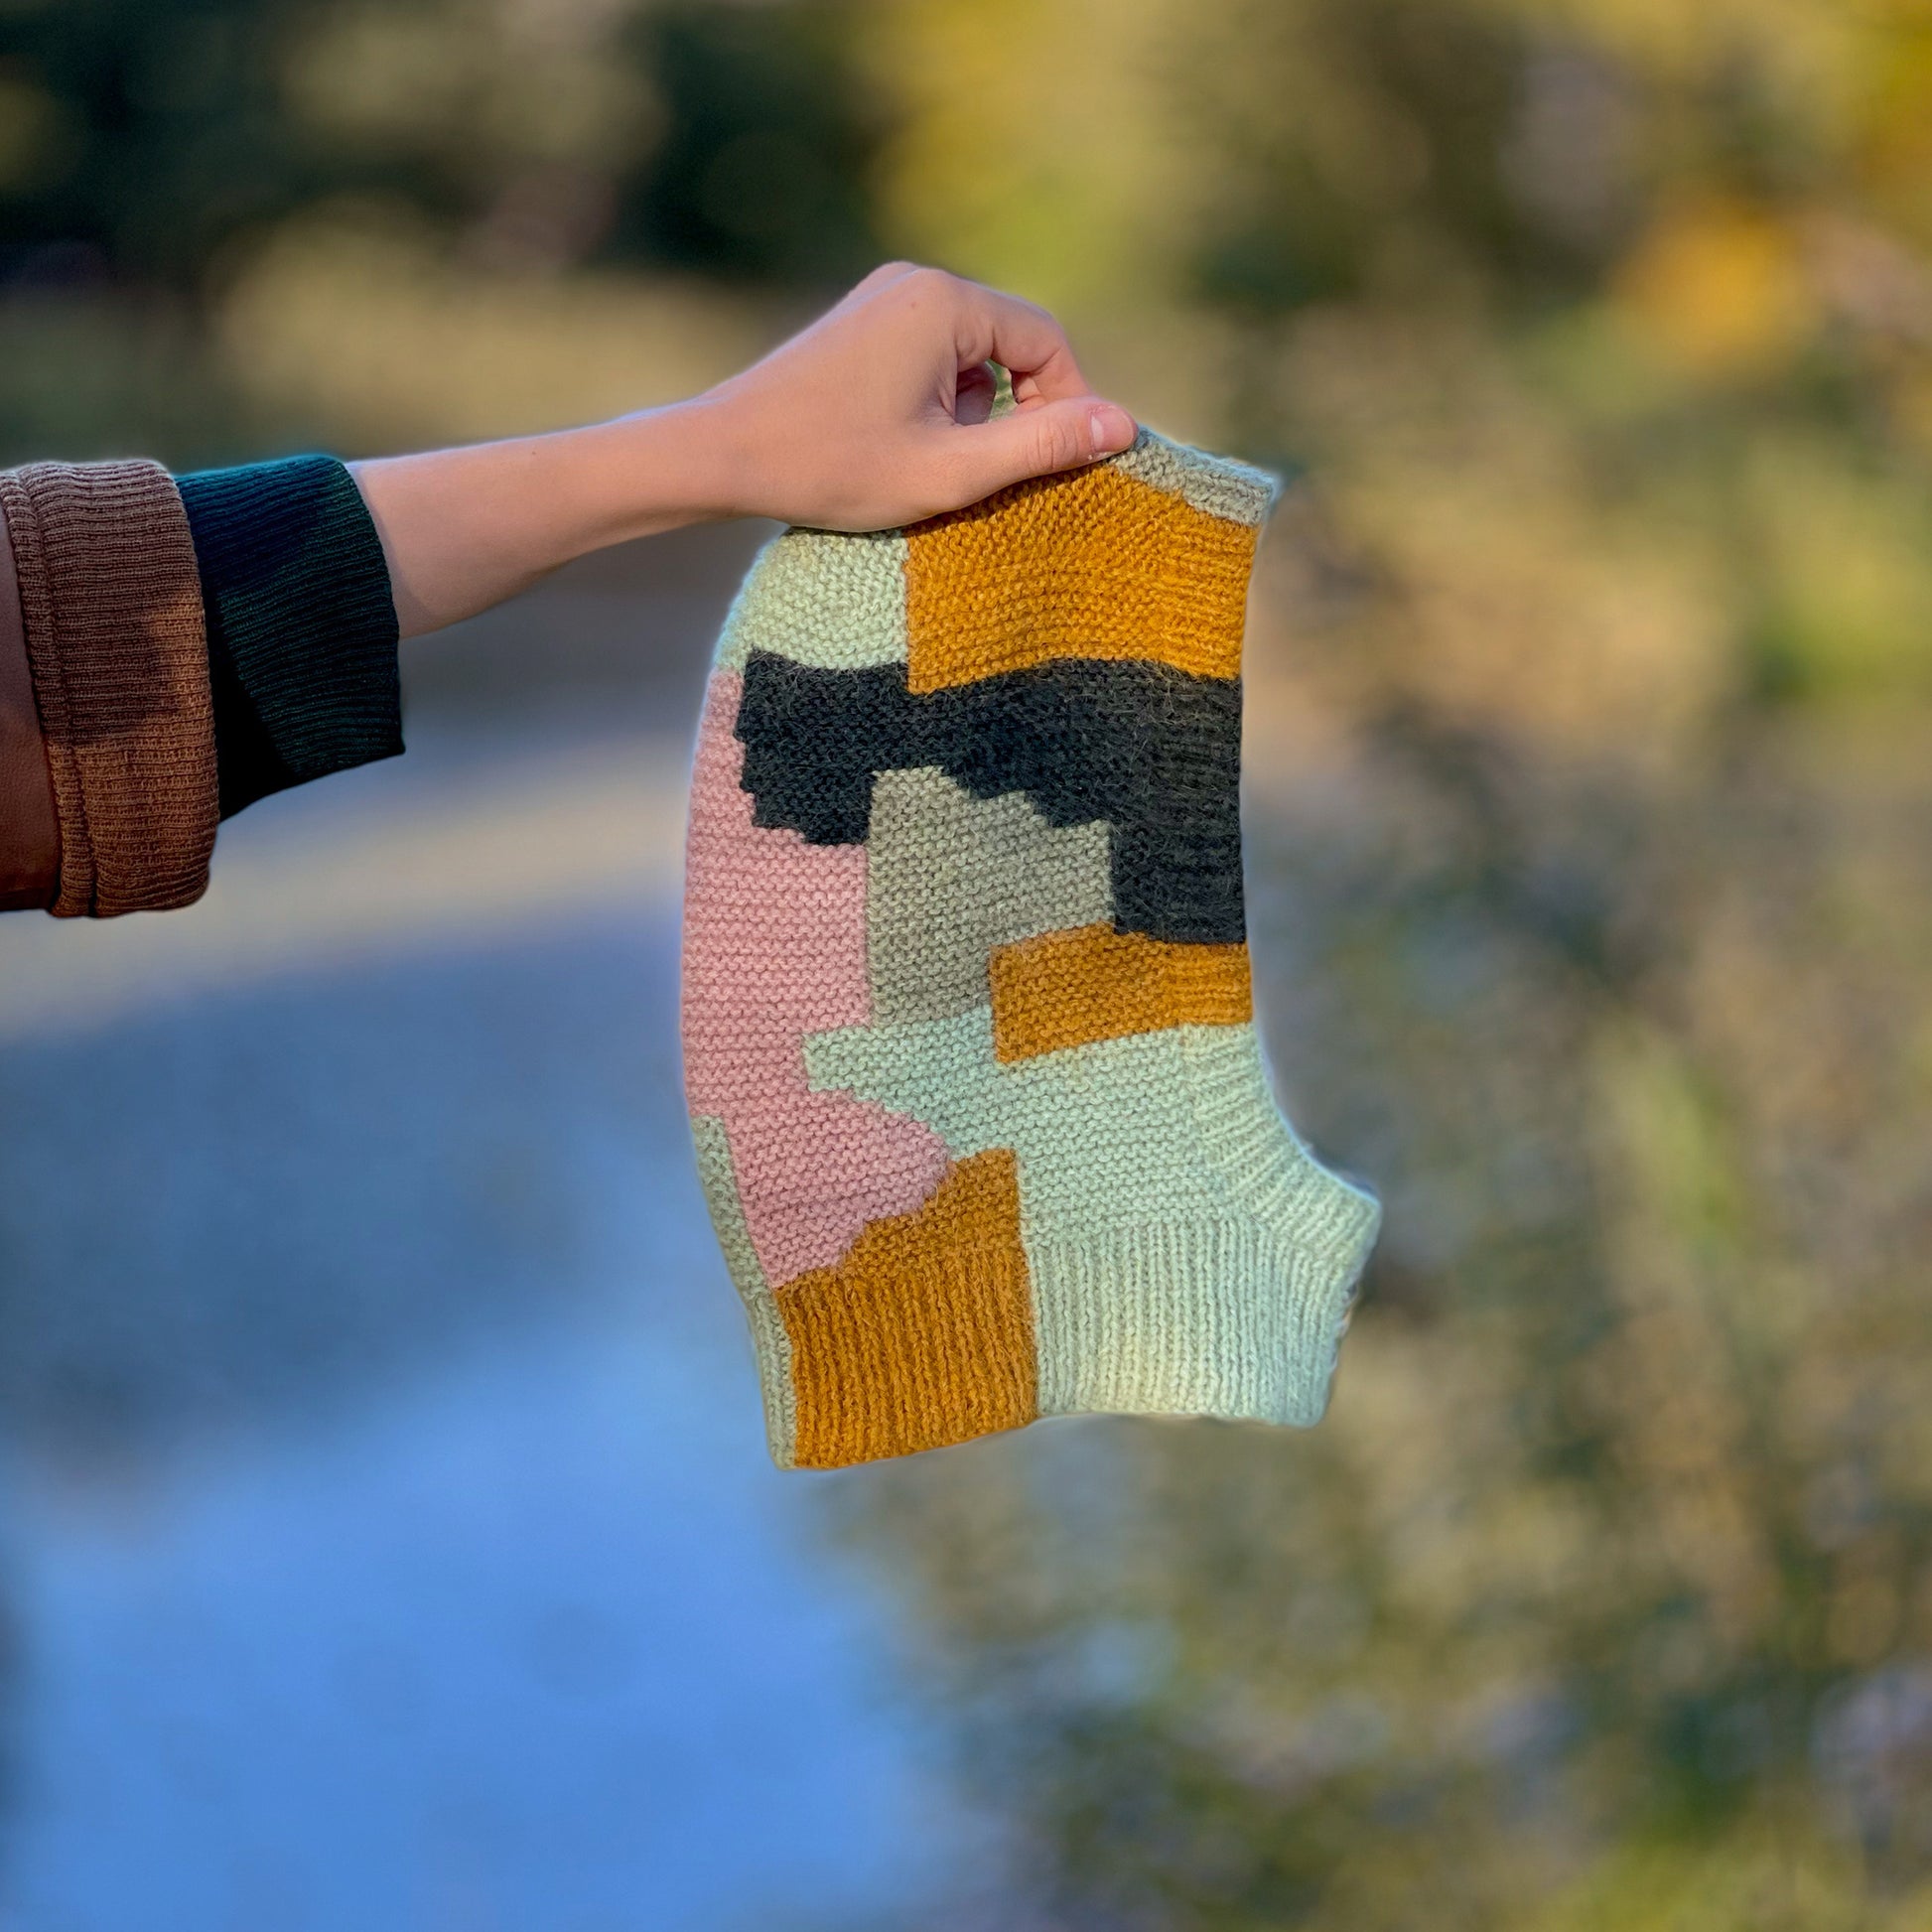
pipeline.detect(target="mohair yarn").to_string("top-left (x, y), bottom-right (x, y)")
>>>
top-left (681, 430), bottom-right (1380, 1468)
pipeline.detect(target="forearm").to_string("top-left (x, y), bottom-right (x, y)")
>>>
top-left (349, 401), bottom-right (735, 640)
top-left (0, 264), bottom-right (1135, 917)
top-left (347, 264), bottom-right (1138, 643)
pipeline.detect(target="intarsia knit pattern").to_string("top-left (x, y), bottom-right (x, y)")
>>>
top-left (680, 430), bottom-right (1382, 1468)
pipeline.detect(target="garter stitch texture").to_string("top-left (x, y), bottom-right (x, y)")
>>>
top-left (681, 429), bottom-right (1381, 1468)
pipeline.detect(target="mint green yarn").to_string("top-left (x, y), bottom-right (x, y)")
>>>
top-left (1111, 430), bottom-right (1282, 527)
top-left (690, 1112), bottom-right (797, 1466)
top-left (807, 1007), bottom-right (1229, 1234)
top-left (713, 527), bottom-right (907, 672)
top-left (712, 434), bottom-right (1274, 683)
top-left (804, 1008), bottom-right (1377, 1425)
top-left (1028, 1221), bottom-right (1357, 1425)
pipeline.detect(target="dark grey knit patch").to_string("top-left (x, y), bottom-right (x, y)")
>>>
top-left (734, 651), bottom-right (1245, 945)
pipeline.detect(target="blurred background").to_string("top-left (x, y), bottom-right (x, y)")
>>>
top-left (4, 0), bottom-right (1932, 1925)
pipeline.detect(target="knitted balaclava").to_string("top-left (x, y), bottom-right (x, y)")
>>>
top-left (681, 430), bottom-right (1380, 1468)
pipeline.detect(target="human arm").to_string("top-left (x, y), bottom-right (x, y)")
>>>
top-left (0, 263), bottom-right (1134, 914)
top-left (349, 262), bottom-right (1137, 637)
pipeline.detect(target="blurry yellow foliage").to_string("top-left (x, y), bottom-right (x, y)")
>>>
top-left (1510, 1825), bottom-right (1932, 1932)
top-left (1496, 0), bottom-right (1870, 141)
top-left (1861, 27), bottom-right (1932, 244)
top-left (852, 0), bottom-right (1199, 314)
top-left (1615, 200), bottom-right (1815, 378)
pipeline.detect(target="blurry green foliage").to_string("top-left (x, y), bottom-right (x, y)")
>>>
top-left (0, 0), bottom-right (886, 293)
top-left (0, 0), bottom-right (369, 287)
top-left (0, 0), bottom-right (888, 456)
top-left (612, 2), bottom-right (886, 286)
top-left (1189, 0), bottom-right (1569, 316)
top-left (0, 292), bottom-right (274, 465)
top-left (807, 6), bottom-right (1932, 1924)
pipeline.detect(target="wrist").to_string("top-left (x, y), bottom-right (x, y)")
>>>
top-left (589, 393), bottom-right (756, 542)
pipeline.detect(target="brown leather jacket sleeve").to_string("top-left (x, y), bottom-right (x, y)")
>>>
top-left (0, 496), bottom-right (59, 909)
top-left (0, 461), bottom-right (217, 916)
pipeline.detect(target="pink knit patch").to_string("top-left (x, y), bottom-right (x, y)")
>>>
top-left (681, 672), bottom-right (951, 1285)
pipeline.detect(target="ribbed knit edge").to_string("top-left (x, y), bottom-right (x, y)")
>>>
top-left (0, 497), bottom-right (60, 909)
top-left (1031, 1218), bottom-right (1357, 1425)
top-left (0, 462), bottom-right (216, 917)
top-left (1185, 1022), bottom-right (1381, 1414)
top-left (742, 1296), bottom-right (799, 1468)
top-left (176, 456), bottom-right (402, 819)
top-left (1184, 1026), bottom-right (1382, 1256)
top-left (776, 1233), bottom-right (1036, 1466)
top-left (691, 1113), bottom-right (798, 1467)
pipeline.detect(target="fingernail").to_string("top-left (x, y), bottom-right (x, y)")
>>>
top-left (1088, 404), bottom-right (1135, 458)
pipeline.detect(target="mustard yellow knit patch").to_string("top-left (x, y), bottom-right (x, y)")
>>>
top-left (902, 463), bottom-right (1257, 693)
top-left (988, 922), bottom-right (1253, 1064)
top-left (775, 1149), bottom-right (1036, 1466)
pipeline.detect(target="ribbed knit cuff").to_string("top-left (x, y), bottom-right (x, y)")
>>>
top-left (0, 461), bottom-right (217, 917)
top-left (0, 498), bottom-right (60, 910)
top-left (176, 456), bottom-right (402, 819)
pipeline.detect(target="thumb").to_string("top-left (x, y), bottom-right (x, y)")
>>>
top-left (942, 396), bottom-right (1138, 506)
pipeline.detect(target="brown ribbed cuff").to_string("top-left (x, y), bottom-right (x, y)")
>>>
top-left (0, 498), bottom-right (59, 910)
top-left (0, 461), bottom-right (216, 916)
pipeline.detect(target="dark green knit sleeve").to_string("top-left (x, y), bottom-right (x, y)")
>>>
top-left (175, 456), bottom-right (402, 818)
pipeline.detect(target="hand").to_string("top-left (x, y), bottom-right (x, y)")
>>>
top-left (353, 265), bottom-right (1136, 637)
top-left (684, 262), bottom-right (1139, 531)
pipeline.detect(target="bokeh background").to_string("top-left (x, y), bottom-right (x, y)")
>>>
top-left (5, 1), bottom-right (1932, 1926)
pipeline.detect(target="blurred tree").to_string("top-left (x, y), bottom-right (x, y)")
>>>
top-left (0, 0), bottom-right (886, 295)
top-left (0, 0), bottom-right (891, 457)
top-left (610, 1), bottom-right (886, 287)
top-left (0, 0), bottom-right (335, 290)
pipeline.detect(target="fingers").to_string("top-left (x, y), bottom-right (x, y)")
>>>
top-left (851, 259), bottom-right (921, 298)
top-left (936, 394), bottom-right (1138, 507)
top-left (955, 361), bottom-right (999, 426)
top-left (864, 263), bottom-right (1092, 400)
top-left (965, 284), bottom-right (1092, 401)
top-left (823, 262), bottom-right (1136, 521)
